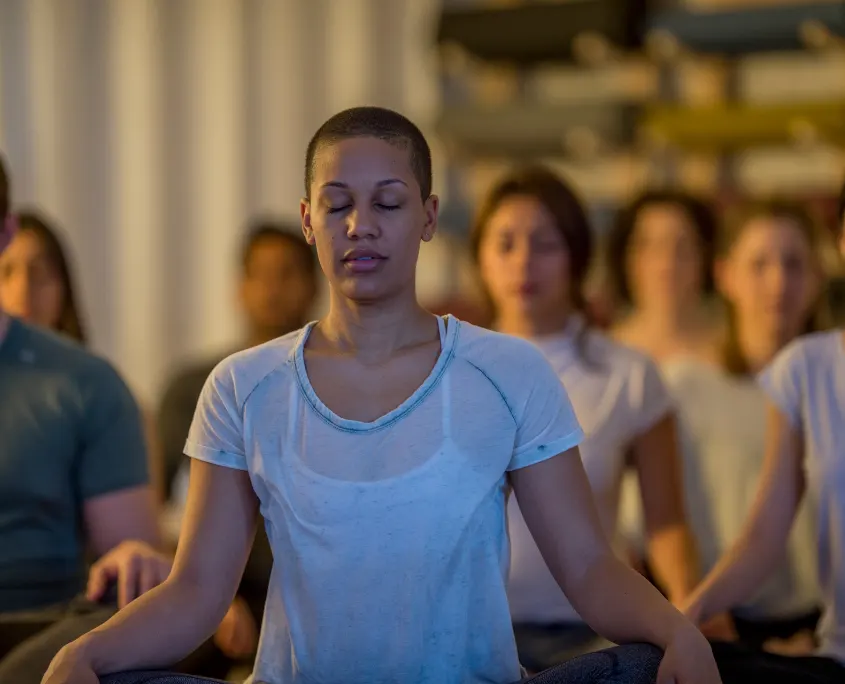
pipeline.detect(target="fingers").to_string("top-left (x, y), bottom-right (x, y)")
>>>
top-left (117, 556), bottom-right (139, 609)
top-left (86, 560), bottom-right (109, 602)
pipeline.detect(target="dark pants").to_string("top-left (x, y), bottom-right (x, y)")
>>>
top-left (98, 644), bottom-right (663, 684)
top-left (513, 623), bottom-right (614, 673)
top-left (0, 597), bottom-right (234, 684)
top-left (732, 610), bottom-right (821, 650)
top-left (712, 641), bottom-right (845, 684)
top-left (0, 596), bottom-right (114, 684)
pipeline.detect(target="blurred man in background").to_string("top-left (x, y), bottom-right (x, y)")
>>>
top-left (0, 156), bottom-right (167, 683)
top-left (156, 221), bottom-right (318, 675)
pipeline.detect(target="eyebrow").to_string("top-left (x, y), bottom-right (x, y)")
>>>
top-left (320, 178), bottom-right (408, 190)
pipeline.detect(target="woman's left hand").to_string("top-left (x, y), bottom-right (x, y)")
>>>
top-left (657, 624), bottom-right (722, 684)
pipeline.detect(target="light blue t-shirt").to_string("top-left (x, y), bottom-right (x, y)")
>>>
top-left (186, 316), bottom-right (584, 684)
top-left (758, 330), bottom-right (845, 663)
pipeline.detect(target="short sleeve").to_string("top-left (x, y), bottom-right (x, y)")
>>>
top-left (627, 355), bottom-right (673, 437)
top-left (506, 344), bottom-right (585, 472)
top-left (157, 363), bottom-right (215, 499)
top-left (185, 360), bottom-right (248, 471)
top-left (757, 341), bottom-right (805, 429)
top-left (77, 362), bottom-right (149, 500)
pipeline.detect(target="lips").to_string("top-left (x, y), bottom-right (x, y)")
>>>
top-left (342, 248), bottom-right (386, 273)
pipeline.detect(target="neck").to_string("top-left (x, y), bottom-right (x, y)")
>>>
top-left (494, 306), bottom-right (573, 339)
top-left (633, 301), bottom-right (700, 336)
top-left (734, 319), bottom-right (790, 374)
top-left (318, 289), bottom-right (435, 361)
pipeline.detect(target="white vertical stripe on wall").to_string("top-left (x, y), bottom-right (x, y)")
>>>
top-left (0, 0), bottom-right (31, 199)
top-left (24, 0), bottom-right (60, 214)
top-left (184, 0), bottom-right (246, 357)
top-left (325, 0), bottom-right (376, 113)
top-left (0, 0), bottom-right (445, 403)
top-left (0, 15), bottom-right (6, 156)
top-left (252, 0), bottom-right (308, 218)
top-left (107, 0), bottom-right (164, 403)
top-left (401, 0), bottom-right (441, 125)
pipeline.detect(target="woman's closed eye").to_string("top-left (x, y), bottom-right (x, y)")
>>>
top-left (375, 203), bottom-right (400, 211)
top-left (327, 205), bottom-right (351, 214)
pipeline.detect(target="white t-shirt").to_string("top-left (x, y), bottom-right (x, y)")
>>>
top-left (758, 330), bottom-right (845, 662)
top-left (186, 316), bottom-right (584, 684)
top-left (507, 318), bottom-right (672, 624)
top-left (660, 358), bottom-right (820, 620)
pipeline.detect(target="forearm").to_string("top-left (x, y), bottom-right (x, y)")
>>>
top-left (688, 521), bottom-right (788, 622)
top-left (73, 577), bottom-right (229, 675)
top-left (569, 552), bottom-right (691, 649)
top-left (646, 524), bottom-right (700, 605)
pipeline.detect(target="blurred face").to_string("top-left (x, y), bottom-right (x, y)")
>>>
top-left (718, 217), bottom-right (820, 340)
top-left (0, 230), bottom-right (65, 329)
top-left (239, 238), bottom-right (316, 336)
top-left (477, 195), bottom-right (569, 321)
top-left (626, 203), bottom-right (705, 310)
top-left (301, 137), bottom-right (438, 304)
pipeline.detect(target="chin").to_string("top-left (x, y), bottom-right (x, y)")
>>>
top-left (337, 280), bottom-right (393, 304)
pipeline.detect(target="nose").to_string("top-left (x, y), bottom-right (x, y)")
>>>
top-left (510, 242), bottom-right (533, 273)
top-left (346, 206), bottom-right (379, 240)
top-left (766, 263), bottom-right (789, 300)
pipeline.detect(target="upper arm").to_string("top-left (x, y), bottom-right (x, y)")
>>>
top-left (747, 402), bottom-right (805, 544)
top-left (619, 355), bottom-right (684, 533)
top-left (172, 360), bottom-right (259, 602)
top-left (84, 486), bottom-right (161, 555)
top-left (632, 413), bottom-right (686, 534)
top-left (752, 346), bottom-right (808, 541)
top-left (510, 448), bottom-right (613, 596)
top-left (78, 364), bottom-right (157, 550)
top-left (170, 459), bottom-right (259, 608)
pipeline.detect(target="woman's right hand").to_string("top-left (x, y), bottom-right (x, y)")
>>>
top-left (41, 643), bottom-right (99, 684)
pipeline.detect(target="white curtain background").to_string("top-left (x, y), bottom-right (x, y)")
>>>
top-left (0, 0), bottom-right (445, 405)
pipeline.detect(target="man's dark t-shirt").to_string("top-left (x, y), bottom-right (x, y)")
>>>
top-left (0, 319), bottom-right (148, 612)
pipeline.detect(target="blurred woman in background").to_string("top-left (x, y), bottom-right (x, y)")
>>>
top-left (663, 201), bottom-right (826, 654)
top-left (472, 165), bottom-right (702, 673)
top-left (0, 211), bottom-right (164, 499)
top-left (0, 211), bottom-right (87, 344)
top-left (609, 191), bottom-right (722, 365)
top-left (681, 185), bottom-right (845, 684)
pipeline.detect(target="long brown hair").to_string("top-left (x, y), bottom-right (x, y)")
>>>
top-left (16, 211), bottom-right (88, 345)
top-left (719, 199), bottom-right (829, 375)
top-left (469, 164), bottom-right (597, 364)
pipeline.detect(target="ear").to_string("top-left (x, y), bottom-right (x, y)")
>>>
top-left (713, 257), bottom-right (733, 299)
top-left (301, 199), bottom-right (315, 245)
top-left (421, 194), bottom-right (439, 243)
